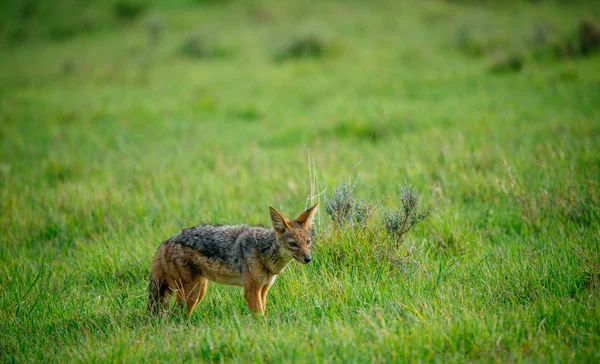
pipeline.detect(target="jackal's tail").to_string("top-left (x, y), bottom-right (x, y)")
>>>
top-left (148, 242), bottom-right (173, 315)
top-left (147, 271), bottom-right (170, 315)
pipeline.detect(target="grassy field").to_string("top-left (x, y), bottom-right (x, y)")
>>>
top-left (1, 0), bottom-right (600, 362)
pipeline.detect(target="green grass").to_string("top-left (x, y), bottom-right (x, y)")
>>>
top-left (1, 0), bottom-right (599, 362)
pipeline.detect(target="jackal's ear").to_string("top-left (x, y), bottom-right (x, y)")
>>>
top-left (269, 206), bottom-right (291, 232)
top-left (295, 203), bottom-right (319, 229)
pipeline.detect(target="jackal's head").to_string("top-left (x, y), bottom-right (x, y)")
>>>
top-left (269, 203), bottom-right (319, 264)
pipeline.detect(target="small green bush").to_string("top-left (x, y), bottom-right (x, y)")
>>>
top-left (383, 178), bottom-right (430, 242)
top-left (324, 180), bottom-right (373, 229)
top-left (114, 1), bottom-right (147, 22)
top-left (275, 34), bottom-right (326, 62)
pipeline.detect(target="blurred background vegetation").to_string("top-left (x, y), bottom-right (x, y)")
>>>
top-left (1, 0), bottom-right (599, 362)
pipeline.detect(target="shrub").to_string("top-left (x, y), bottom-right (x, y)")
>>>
top-left (275, 34), bottom-right (325, 62)
top-left (114, 1), bottom-right (147, 22)
top-left (489, 53), bottom-right (524, 74)
top-left (179, 35), bottom-right (231, 59)
top-left (579, 19), bottom-right (600, 56)
top-left (180, 35), bottom-right (209, 59)
top-left (324, 180), bottom-right (373, 228)
top-left (325, 180), bottom-right (355, 224)
top-left (147, 17), bottom-right (163, 47)
top-left (383, 178), bottom-right (430, 242)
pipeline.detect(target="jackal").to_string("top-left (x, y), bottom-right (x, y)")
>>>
top-left (148, 203), bottom-right (319, 315)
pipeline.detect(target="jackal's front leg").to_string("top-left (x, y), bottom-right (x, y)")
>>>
top-left (260, 282), bottom-right (273, 313)
top-left (243, 280), bottom-right (264, 314)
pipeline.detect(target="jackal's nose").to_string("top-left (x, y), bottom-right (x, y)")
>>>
top-left (304, 256), bottom-right (312, 263)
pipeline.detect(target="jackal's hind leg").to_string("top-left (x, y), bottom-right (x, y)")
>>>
top-left (186, 277), bottom-right (208, 317)
top-left (176, 277), bottom-right (209, 317)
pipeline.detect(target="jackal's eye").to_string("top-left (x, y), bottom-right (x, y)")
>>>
top-left (288, 241), bottom-right (297, 247)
